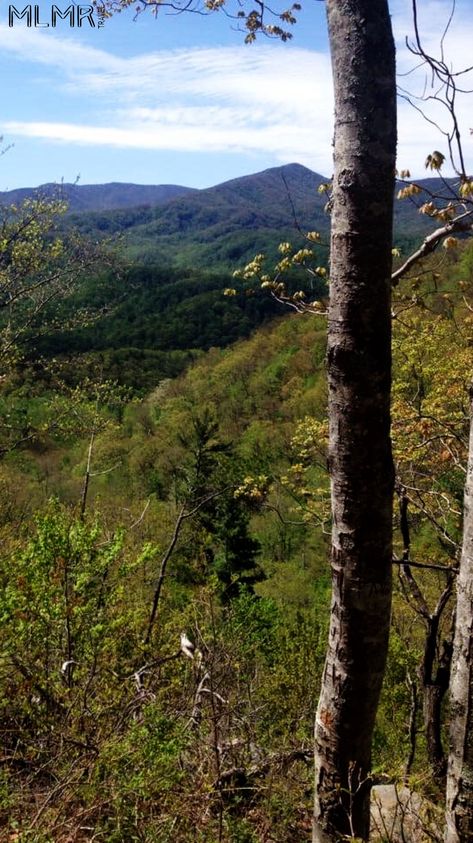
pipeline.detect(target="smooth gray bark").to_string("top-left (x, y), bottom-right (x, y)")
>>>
top-left (313, 2), bottom-right (397, 840)
top-left (445, 387), bottom-right (473, 842)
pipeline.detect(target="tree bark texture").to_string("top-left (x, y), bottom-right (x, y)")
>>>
top-left (422, 612), bottom-right (452, 784)
top-left (446, 387), bottom-right (473, 843)
top-left (313, 2), bottom-right (396, 841)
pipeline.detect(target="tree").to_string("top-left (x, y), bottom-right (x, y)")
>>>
top-left (220, 1), bottom-right (473, 831)
top-left (390, 304), bottom-right (469, 785)
top-left (0, 195), bottom-right (99, 368)
top-left (393, 9), bottom-right (473, 837)
top-left (312, 3), bottom-right (396, 840)
top-left (444, 392), bottom-right (473, 841)
top-left (0, 192), bottom-right (118, 457)
top-left (144, 407), bottom-right (264, 642)
top-left (443, 272), bottom-right (473, 840)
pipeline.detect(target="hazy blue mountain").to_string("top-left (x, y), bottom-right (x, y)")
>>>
top-left (0, 181), bottom-right (196, 213)
top-left (65, 164), bottom-right (332, 267)
top-left (2, 164), bottom-right (456, 270)
top-left (63, 163), bottom-right (450, 267)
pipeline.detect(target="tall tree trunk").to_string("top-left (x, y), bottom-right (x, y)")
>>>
top-left (422, 610), bottom-right (452, 784)
top-left (445, 386), bottom-right (473, 843)
top-left (313, 2), bottom-right (396, 840)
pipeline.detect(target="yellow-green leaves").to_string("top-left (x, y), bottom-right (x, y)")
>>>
top-left (419, 201), bottom-right (437, 216)
top-left (231, 233), bottom-right (328, 315)
top-left (443, 236), bottom-right (459, 250)
top-left (397, 183), bottom-right (423, 199)
top-left (459, 179), bottom-right (473, 198)
top-left (234, 474), bottom-right (271, 507)
top-left (278, 242), bottom-right (293, 255)
top-left (292, 248), bottom-right (314, 264)
top-left (0, 194), bottom-right (108, 375)
top-left (425, 150), bottom-right (445, 171)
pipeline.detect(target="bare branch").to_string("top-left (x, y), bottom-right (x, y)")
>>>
top-left (392, 211), bottom-right (473, 286)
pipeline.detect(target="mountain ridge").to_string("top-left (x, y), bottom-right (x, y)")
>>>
top-left (0, 181), bottom-right (196, 213)
top-left (0, 163), bottom-right (451, 269)
top-left (61, 164), bottom-right (332, 268)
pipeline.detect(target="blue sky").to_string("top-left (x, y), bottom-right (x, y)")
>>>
top-left (0, 0), bottom-right (472, 189)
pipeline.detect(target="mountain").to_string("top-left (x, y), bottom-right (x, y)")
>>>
top-left (149, 162), bottom-right (327, 233)
top-left (124, 162), bottom-right (335, 266)
top-left (66, 164), bottom-right (333, 268)
top-left (63, 163), bottom-right (446, 268)
top-left (10, 163), bottom-right (466, 392)
top-left (0, 181), bottom-right (196, 213)
top-left (1, 164), bottom-right (453, 269)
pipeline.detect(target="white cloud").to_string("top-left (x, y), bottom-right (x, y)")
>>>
top-left (3, 116), bottom-right (325, 171)
top-left (0, 23), bottom-right (117, 71)
top-left (0, 24), bottom-right (328, 113)
top-left (1, 2), bottom-right (473, 180)
top-left (0, 32), bottom-right (335, 173)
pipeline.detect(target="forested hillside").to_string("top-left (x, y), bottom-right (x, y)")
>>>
top-left (1, 203), bottom-right (473, 838)
top-left (4, 0), bottom-right (473, 824)
top-left (7, 163), bottom-right (439, 271)
top-left (3, 161), bottom-right (451, 400)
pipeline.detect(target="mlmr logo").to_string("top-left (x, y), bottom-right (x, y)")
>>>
top-left (8, 4), bottom-right (104, 27)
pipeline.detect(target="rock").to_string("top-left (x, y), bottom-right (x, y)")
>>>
top-left (370, 784), bottom-right (441, 842)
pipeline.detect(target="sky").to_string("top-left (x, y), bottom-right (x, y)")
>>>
top-left (0, 0), bottom-right (472, 190)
